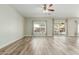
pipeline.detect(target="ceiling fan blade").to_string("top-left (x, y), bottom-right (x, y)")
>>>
top-left (48, 4), bottom-right (55, 11)
top-left (48, 9), bottom-right (54, 11)
top-left (42, 4), bottom-right (55, 12)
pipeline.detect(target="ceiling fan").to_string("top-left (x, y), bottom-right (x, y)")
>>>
top-left (42, 4), bottom-right (55, 13)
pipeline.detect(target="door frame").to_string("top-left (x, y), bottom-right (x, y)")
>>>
top-left (76, 20), bottom-right (79, 36)
top-left (32, 20), bottom-right (47, 36)
top-left (53, 19), bottom-right (68, 36)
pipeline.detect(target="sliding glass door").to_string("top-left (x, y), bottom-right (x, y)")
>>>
top-left (54, 20), bottom-right (66, 35)
top-left (33, 20), bottom-right (47, 36)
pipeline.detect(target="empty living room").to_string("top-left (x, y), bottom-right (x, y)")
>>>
top-left (0, 4), bottom-right (79, 55)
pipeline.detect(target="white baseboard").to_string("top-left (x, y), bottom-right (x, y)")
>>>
top-left (24, 35), bottom-right (53, 37)
top-left (0, 36), bottom-right (24, 49)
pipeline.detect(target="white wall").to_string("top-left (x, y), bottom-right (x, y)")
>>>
top-left (68, 18), bottom-right (76, 36)
top-left (24, 17), bottom-right (53, 36)
top-left (24, 17), bottom-right (79, 36)
top-left (67, 17), bottom-right (79, 36)
top-left (0, 5), bottom-right (24, 48)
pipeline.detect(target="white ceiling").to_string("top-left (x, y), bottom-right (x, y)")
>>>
top-left (11, 4), bottom-right (79, 17)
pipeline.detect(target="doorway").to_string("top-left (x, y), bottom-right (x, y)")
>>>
top-left (33, 20), bottom-right (47, 36)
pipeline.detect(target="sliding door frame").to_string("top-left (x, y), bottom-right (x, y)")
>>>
top-left (53, 18), bottom-right (68, 36)
top-left (32, 20), bottom-right (47, 36)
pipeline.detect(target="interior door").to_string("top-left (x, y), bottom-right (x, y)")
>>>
top-left (33, 20), bottom-right (46, 36)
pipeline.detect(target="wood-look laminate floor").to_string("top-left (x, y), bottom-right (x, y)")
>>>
top-left (0, 36), bottom-right (79, 55)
